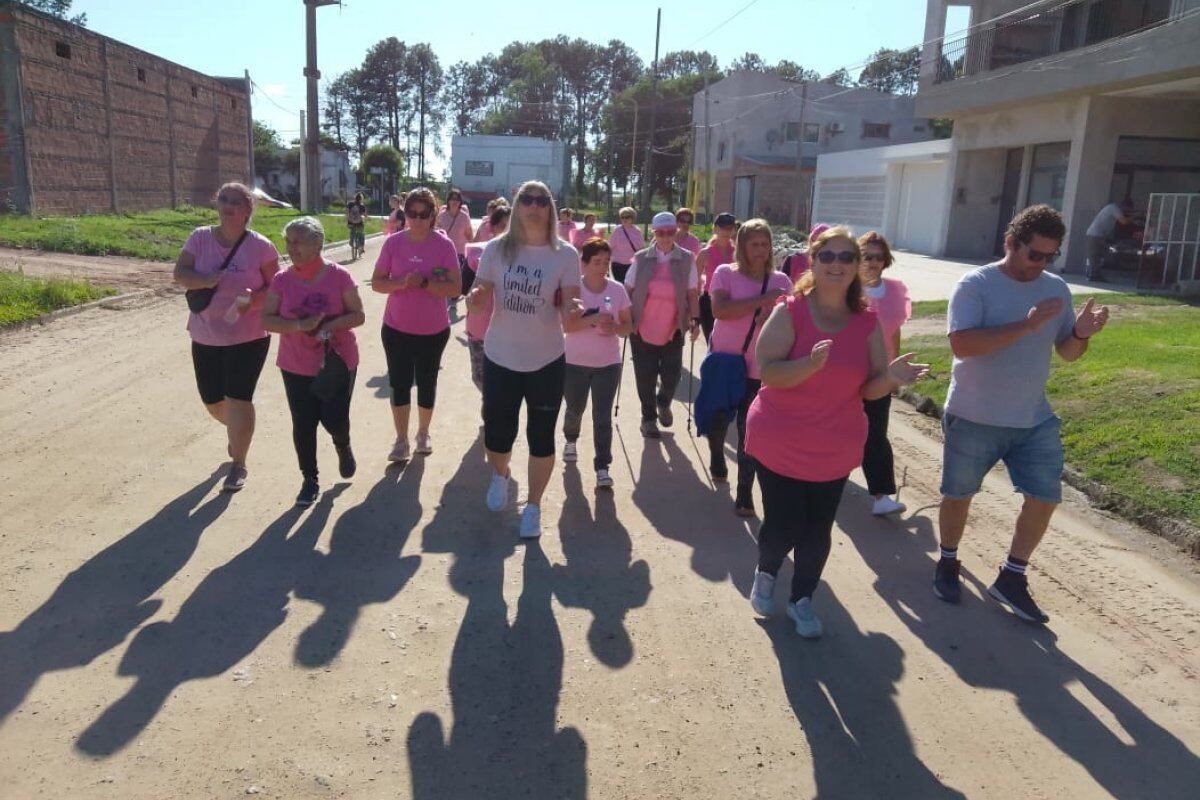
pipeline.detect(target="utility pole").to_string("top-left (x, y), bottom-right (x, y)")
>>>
top-left (299, 109), bottom-right (308, 209)
top-left (639, 7), bottom-right (662, 223)
top-left (703, 73), bottom-right (711, 220)
top-left (303, 0), bottom-right (339, 213)
top-left (791, 80), bottom-right (810, 229)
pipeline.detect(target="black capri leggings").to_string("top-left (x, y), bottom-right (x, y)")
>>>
top-left (483, 355), bottom-right (565, 458)
top-left (191, 336), bottom-right (270, 405)
top-left (381, 324), bottom-right (450, 408)
top-left (756, 464), bottom-right (848, 603)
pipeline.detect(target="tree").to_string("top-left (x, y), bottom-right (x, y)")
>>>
top-left (772, 60), bottom-right (819, 83)
top-left (252, 120), bottom-right (284, 178)
top-left (322, 75), bottom-right (350, 150)
top-left (659, 50), bottom-right (720, 80)
top-left (361, 37), bottom-right (410, 150)
top-left (727, 52), bottom-right (767, 73)
top-left (821, 68), bottom-right (853, 87)
top-left (338, 68), bottom-right (381, 164)
top-left (18, 0), bottom-right (85, 25)
top-left (858, 46), bottom-right (921, 96)
top-left (442, 60), bottom-right (492, 137)
top-left (405, 44), bottom-right (444, 180)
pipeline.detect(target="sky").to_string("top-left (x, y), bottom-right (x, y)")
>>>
top-left (68, 0), bottom-right (969, 174)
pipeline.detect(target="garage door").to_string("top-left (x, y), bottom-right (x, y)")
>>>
top-left (895, 163), bottom-right (943, 254)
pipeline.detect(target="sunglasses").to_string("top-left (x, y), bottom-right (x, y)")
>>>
top-left (405, 208), bottom-right (433, 220)
top-left (861, 253), bottom-right (886, 263)
top-left (1024, 243), bottom-right (1060, 263)
top-left (815, 250), bottom-right (858, 264)
top-left (654, 228), bottom-right (677, 237)
top-left (518, 194), bottom-right (551, 208)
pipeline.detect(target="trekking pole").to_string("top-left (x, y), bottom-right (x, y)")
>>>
top-left (687, 334), bottom-right (696, 433)
top-left (614, 336), bottom-right (628, 417)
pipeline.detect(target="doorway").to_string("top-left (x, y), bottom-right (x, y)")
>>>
top-left (994, 147), bottom-right (1024, 255)
top-left (734, 176), bottom-right (755, 220)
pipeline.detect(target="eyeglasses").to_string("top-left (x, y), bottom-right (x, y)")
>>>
top-left (518, 194), bottom-right (551, 208)
top-left (676, 216), bottom-right (693, 224)
top-left (405, 208), bottom-right (433, 220)
top-left (815, 250), bottom-right (859, 265)
top-left (654, 228), bottom-right (677, 237)
top-left (861, 253), bottom-right (886, 263)
top-left (1024, 243), bottom-right (1060, 263)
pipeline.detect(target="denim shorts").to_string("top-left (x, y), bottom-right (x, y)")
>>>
top-left (940, 412), bottom-right (1064, 504)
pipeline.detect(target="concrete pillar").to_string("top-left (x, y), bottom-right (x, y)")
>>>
top-left (920, 0), bottom-right (949, 89)
top-left (1063, 96), bottom-right (1121, 274)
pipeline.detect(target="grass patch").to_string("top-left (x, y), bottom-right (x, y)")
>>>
top-left (911, 291), bottom-right (1186, 319)
top-left (0, 207), bottom-right (384, 262)
top-left (0, 270), bottom-right (116, 326)
top-left (905, 303), bottom-right (1200, 525)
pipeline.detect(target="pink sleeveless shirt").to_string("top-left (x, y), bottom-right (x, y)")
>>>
top-left (745, 294), bottom-right (877, 482)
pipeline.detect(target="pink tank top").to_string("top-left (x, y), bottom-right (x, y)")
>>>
top-left (700, 241), bottom-right (734, 290)
top-left (745, 295), bottom-right (877, 482)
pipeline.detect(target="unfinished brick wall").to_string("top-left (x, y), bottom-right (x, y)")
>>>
top-left (713, 161), bottom-right (814, 227)
top-left (4, 5), bottom-right (249, 215)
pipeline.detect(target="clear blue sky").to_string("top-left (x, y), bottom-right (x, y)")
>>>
top-left (70, 0), bottom-right (966, 172)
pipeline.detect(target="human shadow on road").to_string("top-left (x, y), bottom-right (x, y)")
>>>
top-left (838, 486), bottom-right (1200, 800)
top-left (0, 471), bottom-right (230, 724)
top-left (293, 462), bottom-right (424, 667)
top-left (365, 373), bottom-right (390, 399)
top-left (74, 487), bottom-right (343, 757)
top-left (552, 465), bottom-right (651, 667)
top-left (407, 433), bottom-right (587, 798)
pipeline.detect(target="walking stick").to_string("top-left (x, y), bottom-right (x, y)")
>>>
top-left (614, 336), bottom-right (628, 417)
top-left (687, 333), bottom-right (696, 433)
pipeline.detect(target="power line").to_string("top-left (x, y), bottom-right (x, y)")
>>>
top-left (683, 0), bottom-right (765, 50)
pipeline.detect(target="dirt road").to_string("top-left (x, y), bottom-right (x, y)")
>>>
top-left (1, 235), bottom-right (1197, 799)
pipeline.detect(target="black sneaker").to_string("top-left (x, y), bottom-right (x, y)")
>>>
top-left (657, 402), bottom-right (674, 428)
top-left (296, 479), bottom-right (320, 507)
top-left (988, 568), bottom-right (1050, 624)
top-left (932, 557), bottom-right (962, 604)
top-left (640, 419), bottom-right (661, 439)
top-left (336, 443), bottom-right (357, 479)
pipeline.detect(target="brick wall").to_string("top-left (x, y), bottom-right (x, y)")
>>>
top-left (714, 161), bottom-right (815, 227)
top-left (9, 5), bottom-right (249, 215)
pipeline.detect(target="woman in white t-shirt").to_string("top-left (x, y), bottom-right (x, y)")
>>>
top-left (469, 180), bottom-right (584, 539)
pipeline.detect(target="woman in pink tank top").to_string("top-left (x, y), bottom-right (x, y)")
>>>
top-left (744, 226), bottom-right (929, 639)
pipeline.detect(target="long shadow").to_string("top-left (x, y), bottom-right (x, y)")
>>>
top-left (293, 462), bottom-right (424, 667)
top-left (74, 487), bottom-right (344, 757)
top-left (365, 373), bottom-right (390, 399)
top-left (839, 485), bottom-right (1200, 799)
top-left (407, 433), bottom-right (587, 798)
top-left (552, 465), bottom-right (651, 667)
top-left (0, 470), bottom-right (230, 724)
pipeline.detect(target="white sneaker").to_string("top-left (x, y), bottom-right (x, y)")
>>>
top-left (486, 470), bottom-right (510, 511)
top-left (388, 439), bottom-right (410, 463)
top-left (750, 568), bottom-right (776, 616)
top-left (595, 468), bottom-right (614, 489)
top-left (563, 441), bottom-right (578, 463)
top-left (519, 504), bottom-right (542, 539)
top-left (415, 434), bottom-right (433, 455)
top-left (787, 597), bottom-right (823, 639)
top-left (871, 496), bottom-right (907, 516)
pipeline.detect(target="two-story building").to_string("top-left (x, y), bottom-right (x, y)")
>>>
top-left (691, 71), bottom-right (935, 226)
top-left (916, 0), bottom-right (1200, 275)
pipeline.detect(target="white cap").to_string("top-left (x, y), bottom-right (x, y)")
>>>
top-left (651, 211), bottom-right (677, 231)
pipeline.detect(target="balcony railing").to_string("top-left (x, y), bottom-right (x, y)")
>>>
top-left (931, 0), bottom-right (1190, 85)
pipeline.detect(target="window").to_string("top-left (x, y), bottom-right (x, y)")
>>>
top-left (717, 141), bottom-right (727, 162)
top-left (54, 41), bottom-right (70, 59)
top-left (137, 67), bottom-right (146, 83)
top-left (863, 122), bottom-right (891, 139)
top-left (190, 85), bottom-right (199, 99)
top-left (465, 160), bottom-right (493, 177)
top-left (802, 123), bottom-right (820, 143)
top-left (784, 122), bottom-right (799, 143)
top-left (231, 97), bottom-right (238, 109)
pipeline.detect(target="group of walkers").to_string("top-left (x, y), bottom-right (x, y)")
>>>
top-left (175, 180), bottom-right (1110, 636)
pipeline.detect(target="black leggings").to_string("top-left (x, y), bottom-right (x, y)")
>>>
top-left (756, 463), bottom-right (848, 602)
top-left (630, 330), bottom-right (684, 422)
top-left (707, 378), bottom-right (761, 501)
top-left (457, 253), bottom-right (475, 296)
top-left (381, 324), bottom-right (450, 408)
top-left (611, 262), bottom-right (631, 284)
top-left (281, 369), bottom-right (355, 480)
top-left (483, 355), bottom-right (565, 458)
top-left (699, 293), bottom-right (715, 343)
top-left (191, 336), bottom-right (270, 405)
top-left (862, 394), bottom-right (897, 495)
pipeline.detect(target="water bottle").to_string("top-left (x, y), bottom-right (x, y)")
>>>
top-left (603, 295), bottom-right (613, 314)
top-left (223, 292), bottom-right (250, 324)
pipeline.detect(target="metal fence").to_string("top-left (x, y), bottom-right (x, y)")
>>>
top-left (1138, 193), bottom-right (1200, 289)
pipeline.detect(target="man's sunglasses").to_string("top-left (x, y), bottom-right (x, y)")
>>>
top-left (405, 208), bottom-right (433, 220)
top-left (1024, 243), bottom-right (1060, 263)
top-left (518, 194), bottom-right (551, 208)
top-left (815, 250), bottom-right (858, 264)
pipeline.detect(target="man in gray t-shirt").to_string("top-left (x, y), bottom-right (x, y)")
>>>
top-left (933, 205), bottom-right (1110, 625)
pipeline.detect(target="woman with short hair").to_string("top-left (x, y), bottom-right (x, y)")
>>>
top-left (607, 206), bottom-right (645, 284)
top-left (372, 187), bottom-right (462, 462)
top-left (383, 194), bottom-right (403, 236)
top-left (571, 212), bottom-right (603, 249)
top-left (558, 207), bottom-right (577, 242)
top-left (473, 197), bottom-right (507, 243)
top-left (172, 181), bottom-right (280, 492)
top-left (436, 188), bottom-right (474, 294)
top-left (675, 207), bottom-right (700, 256)
top-left (262, 217), bottom-right (365, 506)
top-left (695, 212), bottom-right (736, 342)
top-left (469, 180), bottom-right (583, 538)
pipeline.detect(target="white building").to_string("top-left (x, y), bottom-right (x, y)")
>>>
top-left (260, 147), bottom-right (355, 206)
top-left (450, 135), bottom-right (569, 205)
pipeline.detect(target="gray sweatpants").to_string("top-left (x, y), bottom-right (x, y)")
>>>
top-left (562, 362), bottom-right (621, 471)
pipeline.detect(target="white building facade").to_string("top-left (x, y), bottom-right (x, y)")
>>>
top-left (450, 135), bottom-right (569, 206)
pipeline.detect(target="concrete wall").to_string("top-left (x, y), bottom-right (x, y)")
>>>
top-left (946, 147), bottom-right (1008, 257)
top-left (450, 134), bottom-right (568, 200)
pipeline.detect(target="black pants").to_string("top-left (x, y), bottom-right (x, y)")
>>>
top-left (611, 262), bottom-right (631, 284)
top-left (281, 369), bottom-right (355, 481)
top-left (458, 253), bottom-right (475, 296)
top-left (381, 324), bottom-right (450, 408)
top-left (757, 464), bottom-right (848, 602)
top-left (862, 394), bottom-right (897, 495)
top-left (483, 355), bottom-right (565, 458)
top-left (708, 377), bottom-right (761, 501)
top-left (563, 363), bottom-right (621, 471)
top-left (699, 293), bottom-right (715, 343)
top-left (191, 336), bottom-right (270, 405)
top-left (630, 330), bottom-right (684, 422)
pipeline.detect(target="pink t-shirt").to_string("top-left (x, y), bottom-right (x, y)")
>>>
top-left (571, 227), bottom-right (604, 249)
top-left (638, 257), bottom-right (679, 346)
top-left (475, 219), bottom-right (494, 243)
top-left (864, 277), bottom-right (911, 361)
top-left (183, 227), bottom-right (279, 347)
top-left (608, 224), bottom-right (645, 264)
top-left (558, 220), bottom-right (577, 242)
top-left (700, 241), bottom-right (735, 290)
top-left (565, 279), bottom-right (631, 368)
top-left (745, 295), bottom-right (877, 482)
top-left (270, 262), bottom-right (360, 377)
top-left (677, 232), bottom-right (701, 256)
top-left (376, 230), bottom-right (460, 335)
top-left (464, 243), bottom-right (493, 341)
top-left (435, 207), bottom-right (472, 254)
top-left (785, 251), bottom-right (811, 279)
top-left (709, 265), bottom-right (793, 380)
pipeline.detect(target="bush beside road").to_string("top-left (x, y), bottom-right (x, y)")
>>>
top-left (0, 270), bottom-right (116, 326)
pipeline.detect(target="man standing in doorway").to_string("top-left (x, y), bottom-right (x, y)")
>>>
top-left (1084, 198), bottom-right (1133, 281)
top-left (933, 204), bottom-right (1110, 624)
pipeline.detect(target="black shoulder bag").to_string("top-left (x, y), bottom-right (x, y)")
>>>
top-left (310, 339), bottom-right (351, 403)
top-left (185, 229), bottom-right (249, 314)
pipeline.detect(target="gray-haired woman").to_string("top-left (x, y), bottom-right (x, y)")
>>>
top-left (262, 217), bottom-right (366, 506)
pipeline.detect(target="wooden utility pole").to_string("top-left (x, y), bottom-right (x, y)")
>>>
top-left (639, 8), bottom-right (662, 222)
top-left (303, 1), bottom-right (339, 212)
top-left (791, 80), bottom-right (810, 229)
top-left (703, 73), bottom-right (711, 219)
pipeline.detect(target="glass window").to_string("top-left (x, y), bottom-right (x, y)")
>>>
top-left (1028, 142), bottom-right (1071, 211)
top-left (803, 123), bottom-right (820, 143)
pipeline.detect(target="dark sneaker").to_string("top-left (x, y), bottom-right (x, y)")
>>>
top-left (336, 444), bottom-right (357, 479)
top-left (988, 569), bottom-right (1050, 624)
top-left (657, 402), bottom-right (674, 428)
top-left (734, 490), bottom-right (755, 517)
top-left (932, 557), bottom-right (962, 604)
top-left (223, 465), bottom-right (247, 493)
top-left (640, 419), bottom-right (661, 439)
top-left (296, 479), bottom-right (320, 507)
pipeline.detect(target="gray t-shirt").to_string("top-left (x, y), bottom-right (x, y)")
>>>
top-left (945, 263), bottom-right (1075, 428)
top-left (1086, 203), bottom-right (1123, 238)
top-left (477, 239), bottom-right (582, 372)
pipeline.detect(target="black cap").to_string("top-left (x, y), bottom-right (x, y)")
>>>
top-left (714, 212), bottom-right (736, 227)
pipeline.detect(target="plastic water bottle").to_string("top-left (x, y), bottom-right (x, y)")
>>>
top-left (603, 295), bottom-right (613, 314)
top-left (223, 292), bottom-right (250, 324)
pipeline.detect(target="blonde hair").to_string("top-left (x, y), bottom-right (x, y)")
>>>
top-left (496, 180), bottom-right (561, 264)
top-left (618, 206), bottom-right (636, 220)
top-left (793, 225), bottom-right (865, 312)
top-left (734, 218), bottom-right (774, 274)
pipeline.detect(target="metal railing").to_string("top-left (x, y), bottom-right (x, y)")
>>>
top-left (931, 0), bottom-right (1185, 85)
top-left (1138, 193), bottom-right (1200, 289)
